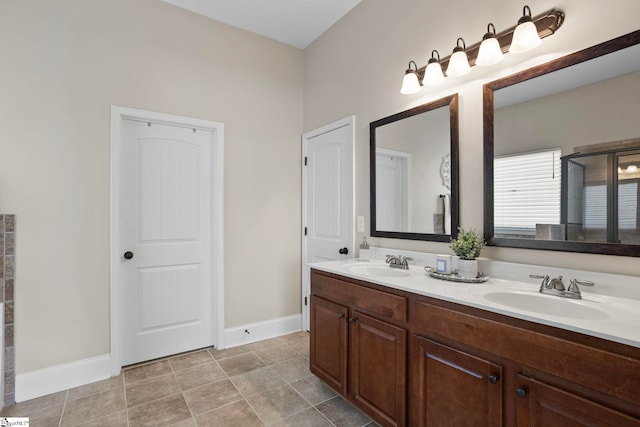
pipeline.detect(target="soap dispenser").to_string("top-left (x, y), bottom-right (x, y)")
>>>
top-left (359, 236), bottom-right (371, 258)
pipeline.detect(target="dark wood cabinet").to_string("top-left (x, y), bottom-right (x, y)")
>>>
top-left (350, 311), bottom-right (406, 426)
top-left (310, 268), bottom-right (640, 427)
top-left (516, 375), bottom-right (640, 427)
top-left (411, 336), bottom-right (503, 427)
top-left (310, 270), bottom-right (408, 427)
top-left (309, 295), bottom-right (348, 394)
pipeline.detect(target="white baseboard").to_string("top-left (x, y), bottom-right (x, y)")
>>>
top-left (15, 314), bottom-right (302, 402)
top-left (15, 354), bottom-right (111, 403)
top-left (223, 314), bottom-right (302, 349)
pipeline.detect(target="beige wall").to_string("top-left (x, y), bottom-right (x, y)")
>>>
top-left (0, 0), bottom-right (303, 373)
top-left (304, 0), bottom-right (640, 274)
top-left (495, 70), bottom-right (640, 157)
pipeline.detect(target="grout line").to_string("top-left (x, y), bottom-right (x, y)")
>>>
top-left (57, 389), bottom-right (69, 427)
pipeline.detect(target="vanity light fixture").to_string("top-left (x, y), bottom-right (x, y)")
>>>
top-left (476, 23), bottom-right (504, 66)
top-left (400, 61), bottom-right (421, 94)
top-left (510, 5), bottom-right (542, 53)
top-left (627, 165), bottom-right (639, 173)
top-left (446, 38), bottom-right (471, 77)
top-left (400, 6), bottom-right (564, 93)
top-left (423, 50), bottom-right (445, 85)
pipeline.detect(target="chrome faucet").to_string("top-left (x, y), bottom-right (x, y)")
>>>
top-left (530, 274), bottom-right (595, 299)
top-left (386, 254), bottom-right (413, 270)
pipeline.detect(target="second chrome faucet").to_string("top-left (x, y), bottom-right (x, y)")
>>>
top-left (530, 274), bottom-right (595, 299)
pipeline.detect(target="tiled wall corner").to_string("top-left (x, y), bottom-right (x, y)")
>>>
top-left (0, 214), bottom-right (15, 406)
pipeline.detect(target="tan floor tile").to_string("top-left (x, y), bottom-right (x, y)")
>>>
top-left (271, 356), bottom-right (312, 383)
top-left (0, 390), bottom-right (66, 417)
top-left (209, 345), bottom-right (251, 361)
top-left (268, 407), bottom-right (333, 427)
top-left (290, 375), bottom-right (337, 405)
top-left (195, 400), bottom-right (263, 427)
top-left (230, 366), bottom-right (286, 397)
top-left (128, 394), bottom-right (192, 427)
top-left (183, 378), bottom-right (242, 415)
top-left (21, 403), bottom-right (64, 427)
top-left (76, 409), bottom-right (128, 426)
top-left (126, 373), bottom-right (181, 408)
top-left (169, 349), bottom-right (215, 371)
top-left (124, 360), bottom-right (172, 384)
top-left (316, 396), bottom-right (371, 427)
top-left (278, 331), bottom-right (309, 342)
top-left (175, 361), bottom-right (226, 391)
top-left (245, 336), bottom-right (289, 351)
top-left (247, 384), bottom-right (310, 424)
top-left (255, 344), bottom-right (299, 365)
top-left (287, 336), bottom-right (310, 357)
top-left (60, 388), bottom-right (126, 427)
top-left (67, 375), bottom-right (124, 401)
top-left (217, 352), bottom-right (266, 377)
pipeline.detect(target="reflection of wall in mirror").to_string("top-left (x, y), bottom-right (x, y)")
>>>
top-left (495, 70), bottom-right (640, 242)
top-left (494, 70), bottom-right (640, 158)
top-left (376, 106), bottom-right (450, 234)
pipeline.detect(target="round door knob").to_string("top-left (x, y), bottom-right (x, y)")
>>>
top-left (123, 251), bottom-right (134, 260)
top-left (337, 313), bottom-right (345, 319)
top-left (348, 317), bottom-right (357, 324)
top-left (339, 247), bottom-right (349, 255)
top-left (488, 374), bottom-right (499, 384)
top-left (516, 387), bottom-right (528, 398)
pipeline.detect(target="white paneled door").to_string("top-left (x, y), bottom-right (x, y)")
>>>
top-left (119, 119), bottom-right (215, 366)
top-left (302, 116), bottom-right (354, 331)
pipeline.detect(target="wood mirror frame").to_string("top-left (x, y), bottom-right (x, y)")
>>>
top-left (483, 30), bottom-right (640, 256)
top-left (371, 94), bottom-right (459, 242)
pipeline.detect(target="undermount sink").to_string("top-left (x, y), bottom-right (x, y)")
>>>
top-left (482, 291), bottom-right (610, 320)
top-left (344, 264), bottom-right (410, 278)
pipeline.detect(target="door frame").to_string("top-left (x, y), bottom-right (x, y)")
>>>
top-left (301, 116), bottom-right (355, 331)
top-left (109, 106), bottom-right (224, 375)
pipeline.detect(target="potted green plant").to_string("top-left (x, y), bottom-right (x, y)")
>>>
top-left (450, 227), bottom-right (485, 278)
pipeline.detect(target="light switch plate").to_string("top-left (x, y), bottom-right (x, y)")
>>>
top-left (357, 216), bottom-right (365, 232)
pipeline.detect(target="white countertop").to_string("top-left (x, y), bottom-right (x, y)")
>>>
top-left (310, 258), bottom-right (640, 349)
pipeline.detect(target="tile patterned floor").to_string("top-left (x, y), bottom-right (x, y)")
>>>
top-left (1, 332), bottom-right (378, 426)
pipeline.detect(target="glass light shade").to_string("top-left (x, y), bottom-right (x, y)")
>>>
top-left (446, 50), bottom-right (471, 77)
top-left (423, 62), bottom-right (445, 85)
top-left (627, 165), bottom-right (639, 173)
top-left (400, 71), bottom-right (421, 94)
top-left (510, 20), bottom-right (542, 53)
top-left (476, 37), bottom-right (504, 66)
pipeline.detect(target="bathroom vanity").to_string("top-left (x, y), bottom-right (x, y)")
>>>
top-left (309, 259), bottom-right (640, 427)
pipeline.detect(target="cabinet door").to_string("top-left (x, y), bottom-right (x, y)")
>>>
top-left (516, 375), bottom-right (640, 426)
top-left (310, 295), bottom-right (348, 394)
top-left (412, 336), bottom-right (503, 427)
top-left (350, 311), bottom-right (406, 427)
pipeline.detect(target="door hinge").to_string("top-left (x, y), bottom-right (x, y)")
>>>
top-left (304, 227), bottom-right (307, 236)
top-left (304, 296), bottom-right (308, 306)
top-left (304, 156), bottom-right (308, 166)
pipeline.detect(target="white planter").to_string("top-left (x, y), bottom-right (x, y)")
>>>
top-left (457, 259), bottom-right (478, 278)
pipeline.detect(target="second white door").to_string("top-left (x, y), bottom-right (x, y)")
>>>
top-left (120, 119), bottom-right (215, 366)
top-left (302, 116), bottom-right (355, 330)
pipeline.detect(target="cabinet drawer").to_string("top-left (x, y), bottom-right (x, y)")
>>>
top-left (311, 270), bottom-right (407, 323)
top-left (413, 300), bottom-right (640, 408)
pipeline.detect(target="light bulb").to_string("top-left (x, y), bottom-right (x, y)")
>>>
top-left (510, 6), bottom-right (542, 54)
top-left (476, 23), bottom-right (504, 66)
top-left (446, 38), bottom-right (471, 77)
top-left (423, 50), bottom-right (445, 85)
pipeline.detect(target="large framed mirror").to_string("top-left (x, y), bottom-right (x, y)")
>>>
top-left (484, 30), bottom-right (640, 256)
top-left (371, 94), bottom-right (459, 242)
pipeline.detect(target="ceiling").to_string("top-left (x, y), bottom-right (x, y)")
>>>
top-left (160, 0), bottom-right (362, 49)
